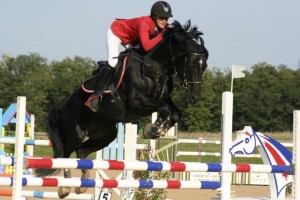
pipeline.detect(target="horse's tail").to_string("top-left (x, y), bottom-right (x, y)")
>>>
top-left (35, 101), bottom-right (65, 177)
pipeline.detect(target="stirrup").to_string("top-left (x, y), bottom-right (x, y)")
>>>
top-left (85, 95), bottom-right (102, 112)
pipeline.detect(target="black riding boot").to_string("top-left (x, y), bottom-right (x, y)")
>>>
top-left (85, 64), bottom-right (115, 112)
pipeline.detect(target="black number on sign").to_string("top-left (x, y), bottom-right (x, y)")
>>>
top-left (99, 192), bottom-right (112, 200)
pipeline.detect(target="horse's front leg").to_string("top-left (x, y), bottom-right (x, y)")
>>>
top-left (58, 169), bottom-right (71, 198)
top-left (161, 97), bottom-right (182, 132)
top-left (143, 104), bottom-right (171, 139)
top-left (143, 97), bottom-right (182, 139)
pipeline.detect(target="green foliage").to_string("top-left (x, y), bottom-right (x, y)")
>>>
top-left (133, 150), bottom-right (169, 200)
top-left (47, 56), bottom-right (96, 108)
top-left (0, 53), bottom-right (51, 129)
top-left (0, 53), bottom-right (300, 132)
top-left (0, 54), bottom-right (97, 130)
top-left (182, 70), bottom-right (215, 131)
top-left (233, 63), bottom-right (298, 131)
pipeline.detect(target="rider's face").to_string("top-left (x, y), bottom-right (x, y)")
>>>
top-left (154, 15), bottom-right (169, 29)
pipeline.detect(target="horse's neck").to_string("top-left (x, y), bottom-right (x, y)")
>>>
top-left (147, 41), bottom-right (173, 71)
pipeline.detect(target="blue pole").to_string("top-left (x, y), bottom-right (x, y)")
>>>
top-left (117, 123), bottom-right (124, 160)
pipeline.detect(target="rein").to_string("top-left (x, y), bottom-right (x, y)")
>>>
top-left (168, 36), bottom-right (205, 89)
top-left (127, 34), bottom-right (206, 91)
top-left (129, 49), bottom-right (172, 80)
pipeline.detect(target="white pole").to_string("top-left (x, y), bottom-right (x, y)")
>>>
top-left (220, 92), bottom-right (233, 200)
top-left (122, 123), bottom-right (137, 200)
top-left (12, 96), bottom-right (26, 199)
top-left (95, 150), bottom-right (101, 199)
top-left (124, 123), bottom-right (137, 161)
top-left (292, 110), bottom-right (300, 200)
top-left (150, 112), bottom-right (157, 161)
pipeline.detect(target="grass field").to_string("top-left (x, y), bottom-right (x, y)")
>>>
top-left (149, 131), bottom-right (293, 164)
top-left (27, 131), bottom-right (293, 165)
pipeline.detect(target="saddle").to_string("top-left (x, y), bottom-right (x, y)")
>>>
top-left (81, 51), bottom-right (131, 101)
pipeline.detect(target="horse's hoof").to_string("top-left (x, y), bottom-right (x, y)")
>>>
top-left (58, 187), bottom-right (71, 199)
top-left (143, 123), bottom-right (159, 139)
top-left (159, 130), bottom-right (167, 137)
top-left (75, 187), bottom-right (88, 194)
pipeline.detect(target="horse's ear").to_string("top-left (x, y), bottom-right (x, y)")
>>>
top-left (184, 20), bottom-right (191, 31)
top-left (200, 37), bottom-right (205, 46)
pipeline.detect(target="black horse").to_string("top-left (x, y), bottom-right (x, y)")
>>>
top-left (36, 20), bottom-right (208, 198)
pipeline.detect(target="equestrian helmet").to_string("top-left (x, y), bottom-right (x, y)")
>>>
top-left (151, 1), bottom-right (173, 18)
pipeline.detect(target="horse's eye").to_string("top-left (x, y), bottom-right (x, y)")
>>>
top-left (245, 138), bottom-right (249, 143)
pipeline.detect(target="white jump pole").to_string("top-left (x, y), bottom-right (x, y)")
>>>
top-left (150, 112), bottom-right (157, 160)
top-left (220, 91), bottom-right (233, 200)
top-left (12, 96), bottom-right (26, 200)
top-left (292, 110), bottom-right (300, 200)
top-left (121, 123), bottom-right (137, 200)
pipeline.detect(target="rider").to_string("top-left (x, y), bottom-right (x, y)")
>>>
top-left (85, 1), bottom-right (173, 112)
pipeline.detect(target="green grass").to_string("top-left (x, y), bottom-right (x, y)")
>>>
top-left (156, 131), bottom-right (293, 164)
top-left (33, 146), bottom-right (96, 159)
top-left (28, 131), bottom-right (292, 165)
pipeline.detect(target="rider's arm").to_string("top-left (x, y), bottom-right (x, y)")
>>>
top-left (138, 20), bottom-right (163, 51)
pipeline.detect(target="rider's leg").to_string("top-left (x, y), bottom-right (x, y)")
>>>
top-left (85, 65), bottom-right (114, 112)
top-left (85, 28), bottom-right (121, 112)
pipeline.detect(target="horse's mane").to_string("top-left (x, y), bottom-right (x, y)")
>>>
top-left (134, 20), bottom-right (207, 58)
top-left (164, 20), bottom-right (204, 41)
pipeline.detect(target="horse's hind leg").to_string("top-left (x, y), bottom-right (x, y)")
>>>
top-left (74, 124), bottom-right (118, 194)
top-left (58, 169), bottom-right (72, 199)
top-left (58, 124), bottom-right (86, 198)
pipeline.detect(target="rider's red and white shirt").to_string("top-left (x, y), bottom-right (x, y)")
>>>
top-left (111, 15), bottom-right (169, 51)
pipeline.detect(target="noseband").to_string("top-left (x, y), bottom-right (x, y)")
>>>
top-left (168, 37), bottom-right (205, 89)
top-left (129, 35), bottom-right (206, 90)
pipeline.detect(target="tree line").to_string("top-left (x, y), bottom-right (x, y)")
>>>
top-left (0, 53), bottom-right (299, 132)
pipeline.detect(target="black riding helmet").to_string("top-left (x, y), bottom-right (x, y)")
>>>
top-left (151, 1), bottom-right (173, 18)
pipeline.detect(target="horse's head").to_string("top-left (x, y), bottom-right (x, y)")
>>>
top-left (164, 20), bottom-right (209, 104)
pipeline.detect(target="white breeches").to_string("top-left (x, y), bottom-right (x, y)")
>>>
top-left (106, 28), bottom-right (133, 68)
top-left (106, 28), bottom-right (121, 68)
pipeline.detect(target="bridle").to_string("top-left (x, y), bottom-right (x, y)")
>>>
top-left (168, 36), bottom-right (206, 89)
top-left (128, 34), bottom-right (206, 90)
